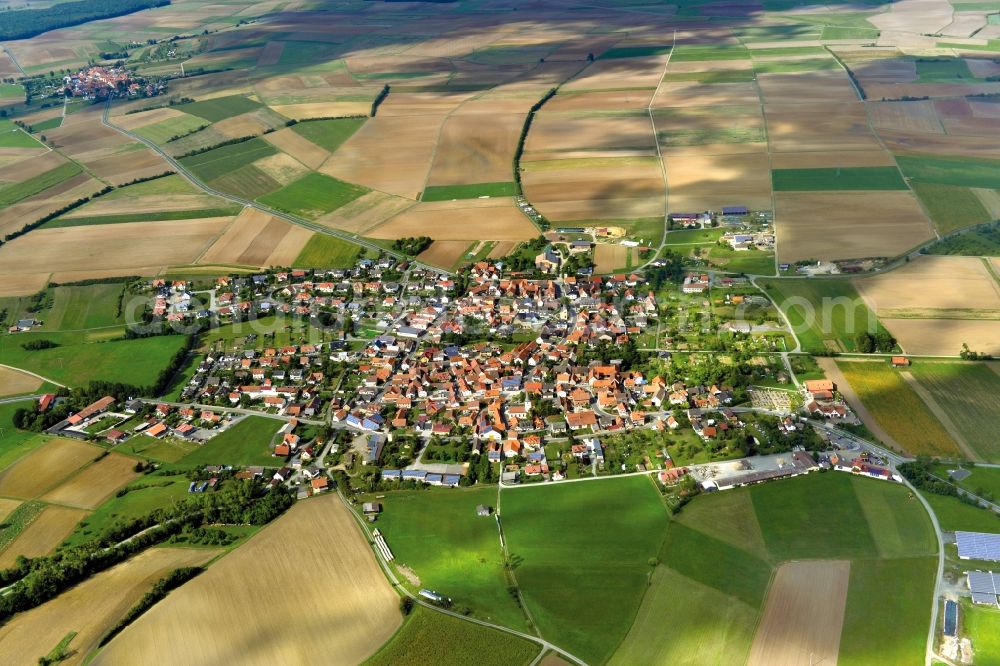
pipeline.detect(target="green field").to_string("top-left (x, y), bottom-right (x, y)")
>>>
top-left (45, 207), bottom-right (241, 228)
top-left (909, 363), bottom-right (1000, 462)
top-left (772, 166), bottom-right (907, 191)
top-left (134, 113), bottom-right (207, 144)
top-left (294, 233), bottom-right (363, 268)
top-left (961, 599), bottom-right (1000, 666)
top-left (421, 182), bottom-right (517, 201)
top-left (760, 278), bottom-right (887, 352)
top-left (501, 477), bottom-right (668, 665)
top-left (0, 162), bottom-right (83, 207)
top-left (911, 182), bottom-right (992, 234)
top-left (921, 491), bottom-right (1000, 532)
top-left (366, 487), bottom-right (528, 632)
top-left (258, 172), bottom-right (368, 219)
top-left (671, 45), bottom-right (750, 61)
top-left (748, 46), bottom-right (828, 57)
top-left (177, 95), bottom-right (263, 122)
top-left (103, 174), bottom-right (200, 199)
top-left (364, 607), bottom-right (539, 666)
top-left (837, 361), bottom-right (963, 458)
top-left (897, 153), bottom-right (1000, 188)
top-left (119, 434), bottom-right (199, 463)
top-left (0, 126), bottom-right (41, 148)
top-left (932, 464), bottom-right (1000, 500)
top-left (0, 403), bottom-right (46, 472)
top-left (61, 475), bottom-right (190, 548)
top-left (614, 473), bottom-right (936, 666)
top-left (29, 117), bottom-right (62, 132)
top-left (926, 223), bottom-right (1000, 256)
top-left (44, 283), bottom-right (126, 330)
top-left (601, 45), bottom-right (672, 59)
top-left (753, 58), bottom-right (839, 73)
top-left (915, 58), bottom-right (977, 82)
top-left (177, 416), bottom-right (282, 467)
top-left (659, 70), bottom-right (755, 84)
top-left (209, 163), bottom-right (282, 199)
top-left (0, 330), bottom-right (186, 388)
top-left (290, 117), bottom-right (366, 153)
top-left (658, 126), bottom-right (764, 146)
top-left (839, 557), bottom-right (938, 666)
top-left (180, 137), bottom-right (277, 182)
top-left (707, 245), bottom-right (775, 275)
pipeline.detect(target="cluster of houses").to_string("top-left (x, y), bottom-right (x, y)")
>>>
top-left (802, 379), bottom-right (851, 419)
top-left (722, 231), bottom-right (774, 252)
top-left (61, 66), bottom-right (162, 99)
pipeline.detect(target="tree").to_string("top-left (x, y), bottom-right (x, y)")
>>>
top-left (854, 332), bottom-right (875, 354)
top-left (874, 330), bottom-right (896, 353)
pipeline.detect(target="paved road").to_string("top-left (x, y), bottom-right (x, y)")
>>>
top-left (0, 394), bottom-right (44, 406)
top-left (99, 101), bottom-right (452, 277)
top-left (135, 399), bottom-right (325, 426)
top-left (336, 489), bottom-right (591, 666)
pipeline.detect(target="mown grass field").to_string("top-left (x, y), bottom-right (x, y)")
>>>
top-left (258, 172), bottom-right (367, 219)
top-left (180, 138), bottom-right (277, 182)
top-left (760, 279), bottom-right (887, 353)
top-left (294, 233), bottom-right (362, 268)
top-left (0, 125), bottom-right (41, 148)
top-left (909, 363), bottom-right (1000, 462)
top-left (932, 463), bottom-right (1000, 500)
top-left (920, 491), bottom-right (1000, 532)
top-left (365, 607), bottom-right (538, 666)
top-left (177, 95), bottom-right (263, 122)
top-left (671, 44), bottom-right (750, 61)
top-left (290, 117), bottom-right (365, 152)
top-left (911, 182), bottom-right (992, 234)
top-left (0, 331), bottom-right (186, 388)
top-left (0, 162), bottom-right (82, 206)
top-left (364, 487), bottom-right (528, 632)
top-left (177, 416), bottom-right (282, 467)
top-left (961, 599), bottom-right (1000, 666)
top-left (42, 283), bottom-right (125, 330)
top-left (772, 167), bottom-right (907, 191)
top-left (501, 477), bottom-right (667, 665)
top-left (837, 361), bottom-right (963, 458)
top-left (421, 182), bottom-right (518, 201)
top-left (613, 473), bottom-right (936, 666)
top-left (133, 114), bottom-right (207, 144)
top-left (897, 154), bottom-right (1000, 189)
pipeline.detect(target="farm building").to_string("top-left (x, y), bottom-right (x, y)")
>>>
top-left (721, 206), bottom-right (749, 216)
top-left (476, 505), bottom-right (492, 517)
top-left (891, 356), bottom-right (910, 367)
top-left (967, 571), bottom-right (1000, 606)
top-left (956, 531), bottom-right (1000, 561)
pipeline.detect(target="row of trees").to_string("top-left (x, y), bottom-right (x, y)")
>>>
top-left (0, 0), bottom-right (170, 41)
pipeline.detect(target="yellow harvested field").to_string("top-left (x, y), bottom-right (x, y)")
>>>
top-left (653, 82), bottom-right (758, 108)
top-left (368, 198), bottom-right (538, 241)
top-left (320, 115), bottom-right (445, 199)
top-left (263, 127), bottom-right (330, 170)
top-left (562, 56), bottom-right (666, 91)
top-left (253, 152), bottom-right (310, 186)
top-left (766, 103), bottom-right (882, 152)
top-left (314, 191), bottom-right (415, 234)
top-left (525, 113), bottom-right (656, 154)
top-left (0, 506), bottom-right (89, 568)
top-left (594, 244), bottom-right (629, 273)
top-left (757, 71), bottom-right (860, 104)
top-left (377, 91), bottom-right (478, 117)
top-left (770, 151), bottom-right (896, 168)
top-left (63, 194), bottom-right (224, 218)
top-left (112, 107), bottom-right (192, 132)
top-left (545, 90), bottom-right (654, 112)
top-left (198, 208), bottom-right (312, 267)
top-left (488, 240), bottom-right (517, 259)
top-left (427, 113), bottom-right (523, 186)
top-left (522, 158), bottom-right (664, 221)
top-left (270, 101), bottom-right (374, 119)
top-left (775, 191), bottom-right (933, 263)
top-left (0, 499), bottom-right (20, 523)
top-left (0, 273), bottom-right (50, 297)
top-left (0, 439), bottom-right (101, 499)
top-left (0, 150), bottom-right (65, 182)
top-left (881, 318), bottom-right (1000, 356)
top-left (665, 152), bottom-right (771, 211)
top-left (0, 367), bottom-right (42, 397)
top-left (747, 561), bottom-right (849, 666)
top-left (0, 547), bottom-right (220, 666)
top-left (41, 453), bottom-right (141, 510)
top-left (417, 240), bottom-right (471, 269)
top-left (0, 218), bottom-right (230, 284)
top-left (94, 495), bottom-right (401, 666)
top-left (854, 256), bottom-right (1000, 315)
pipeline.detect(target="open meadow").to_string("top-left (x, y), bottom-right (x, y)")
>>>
top-left (94, 494), bottom-right (401, 666)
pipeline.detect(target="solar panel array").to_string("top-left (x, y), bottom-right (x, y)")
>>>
top-left (956, 531), bottom-right (1000, 561)
top-left (972, 592), bottom-right (998, 605)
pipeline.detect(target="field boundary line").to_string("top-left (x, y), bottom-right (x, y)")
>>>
top-left (640, 29), bottom-right (676, 273)
top-left (99, 101), bottom-right (452, 276)
top-left (336, 489), bottom-right (590, 666)
top-left (0, 363), bottom-right (66, 388)
top-left (898, 371), bottom-right (978, 461)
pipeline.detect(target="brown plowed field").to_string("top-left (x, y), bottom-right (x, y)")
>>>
top-left (427, 113), bottom-right (523, 186)
top-left (93, 495), bottom-right (401, 666)
top-left (0, 367), bottom-right (43, 397)
top-left (747, 560), bottom-right (850, 666)
top-left (368, 198), bottom-right (538, 241)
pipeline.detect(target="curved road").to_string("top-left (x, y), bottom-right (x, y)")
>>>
top-left (99, 102), bottom-right (452, 276)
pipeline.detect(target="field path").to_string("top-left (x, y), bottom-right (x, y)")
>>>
top-left (816, 358), bottom-right (906, 452)
top-left (99, 102), bottom-right (449, 276)
top-left (899, 371), bottom-right (979, 461)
